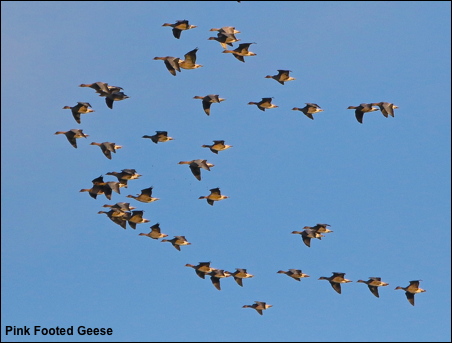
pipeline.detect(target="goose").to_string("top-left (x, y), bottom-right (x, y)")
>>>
top-left (371, 102), bottom-right (398, 117)
top-left (356, 277), bottom-right (389, 298)
top-left (126, 210), bottom-right (150, 230)
top-left (54, 129), bottom-right (88, 148)
top-left (208, 269), bottom-right (231, 290)
top-left (292, 103), bottom-right (324, 120)
top-left (178, 159), bottom-right (214, 181)
top-left (208, 30), bottom-right (240, 49)
top-left (201, 140), bottom-right (232, 154)
top-left (142, 131), bottom-right (174, 144)
top-left (126, 187), bottom-right (159, 203)
top-left (161, 236), bottom-right (191, 251)
top-left (277, 269), bottom-right (310, 281)
top-left (209, 26), bottom-right (241, 35)
top-left (91, 175), bottom-right (121, 195)
top-left (162, 20), bottom-right (197, 39)
top-left (230, 268), bottom-right (254, 287)
top-left (311, 223), bottom-right (333, 234)
top-left (347, 103), bottom-right (379, 123)
top-left (62, 102), bottom-right (94, 124)
top-left (185, 262), bottom-right (216, 279)
top-left (265, 70), bottom-right (295, 85)
top-left (248, 97), bottom-right (278, 111)
top-left (106, 169), bottom-right (141, 187)
top-left (80, 184), bottom-right (116, 200)
top-left (395, 280), bottom-right (426, 306)
top-left (139, 223), bottom-right (168, 240)
top-left (199, 187), bottom-right (229, 206)
top-left (178, 48), bottom-right (203, 69)
top-left (242, 301), bottom-right (272, 315)
top-left (153, 56), bottom-right (181, 76)
top-left (102, 202), bottom-right (136, 213)
top-left (318, 272), bottom-right (352, 294)
top-left (105, 91), bottom-right (129, 109)
top-left (193, 94), bottom-right (225, 115)
top-left (291, 227), bottom-right (325, 247)
top-left (222, 43), bottom-right (256, 62)
top-left (90, 142), bottom-right (122, 160)
top-left (79, 82), bottom-right (123, 97)
top-left (98, 209), bottom-right (128, 229)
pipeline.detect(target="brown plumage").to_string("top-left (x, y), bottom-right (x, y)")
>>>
top-left (142, 131), bottom-right (173, 144)
top-left (201, 140), bottom-right (232, 154)
top-left (153, 56), bottom-right (181, 76)
top-left (277, 269), bottom-right (310, 282)
top-left (318, 272), bottom-right (352, 294)
top-left (291, 227), bottom-right (325, 248)
top-left (178, 159), bottom-right (214, 181)
top-left (371, 102), bottom-right (399, 117)
top-left (356, 277), bottom-right (389, 298)
top-left (193, 95), bottom-right (225, 115)
top-left (292, 103), bottom-right (324, 120)
top-left (230, 268), bottom-right (254, 287)
top-left (185, 262), bottom-right (216, 279)
top-left (162, 20), bottom-right (197, 39)
top-left (395, 280), bottom-right (426, 306)
top-left (248, 97), bottom-right (278, 111)
top-left (265, 70), bottom-right (295, 85)
top-left (55, 129), bottom-right (88, 148)
top-left (242, 301), bottom-right (272, 315)
top-left (208, 27), bottom-right (240, 49)
top-left (62, 102), bottom-right (94, 124)
top-left (208, 269), bottom-right (231, 290)
top-left (178, 48), bottom-right (203, 69)
top-left (199, 187), bottom-right (229, 206)
top-left (347, 103), bottom-right (379, 123)
top-left (79, 82), bottom-right (123, 97)
top-left (126, 187), bottom-right (159, 203)
top-left (138, 223), bottom-right (168, 240)
top-left (90, 142), bottom-right (122, 160)
top-left (161, 236), bottom-right (191, 251)
top-left (222, 43), bottom-right (256, 62)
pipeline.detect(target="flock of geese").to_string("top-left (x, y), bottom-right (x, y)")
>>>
top-left (56, 9), bottom-right (424, 316)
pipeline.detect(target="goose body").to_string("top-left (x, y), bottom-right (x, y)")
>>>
top-left (139, 223), bottom-right (168, 240)
top-left (356, 277), bottom-right (389, 298)
top-left (162, 20), bottom-right (197, 39)
top-left (395, 280), bottom-right (426, 306)
top-left (126, 187), bottom-right (159, 203)
top-left (178, 48), bottom-right (203, 69)
top-left (243, 301), bottom-right (272, 315)
top-left (153, 56), bottom-right (181, 76)
top-left (199, 187), bottom-right (229, 206)
top-left (265, 70), bottom-right (295, 85)
top-left (347, 103), bottom-right (379, 123)
top-left (248, 97), bottom-right (278, 111)
top-left (185, 262), bottom-right (216, 279)
top-left (143, 131), bottom-right (174, 144)
top-left (90, 142), bottom-right (122, 160)
top-left (277, 269), bottom-right (310, 281)
top-left (318, 272), bottom-right (352, 294)
top-left (55, 129), bottom-right (88, 148)
top-left (161, 236), bottom-right (191, 251)
top-left (222, 43), bottom-right (256, 62)
top-left (62, 102), bottom-right (94, 124)
top-left (193, 95), bottom-right (225, 115)
top-left (178, 159), bottom-right (214, 181)
top-left (201, 140), bottom-right (232, 154)
top-left (292, 103), bottom-right (324, 120)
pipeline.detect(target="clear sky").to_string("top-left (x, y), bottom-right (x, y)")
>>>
top-left (1, 1), bottom-right (451, 342)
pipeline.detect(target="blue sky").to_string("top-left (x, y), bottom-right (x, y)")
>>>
top-left (1, 1), bottom-right (450, 342)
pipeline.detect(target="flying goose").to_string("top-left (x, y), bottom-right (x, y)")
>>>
top-left (54, 129), bottom-right (88, 148)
